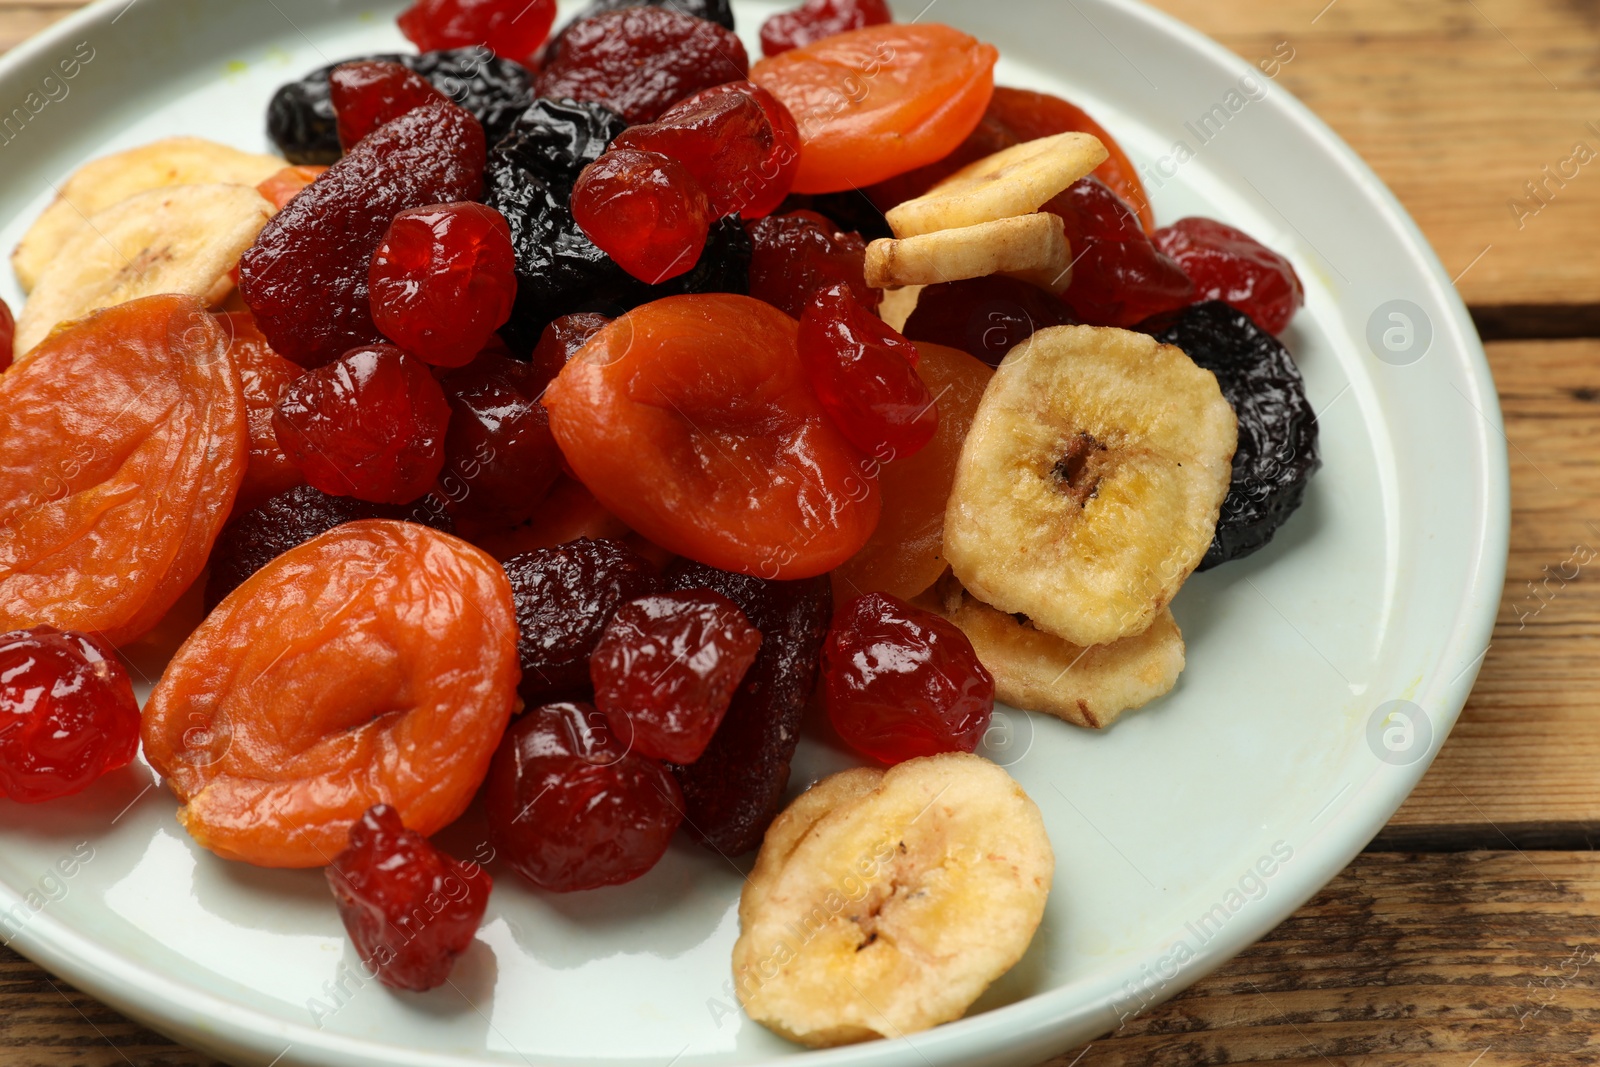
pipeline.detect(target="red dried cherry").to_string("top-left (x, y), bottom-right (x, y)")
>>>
top-left (398, 0), bottom-right (557, 59)
top-left (329, 61), bottom-right (449, 152)
top-left (800, 282), bottom-right (936, 461)
top-left (1153, 217), bottom-right (1304, 335)
top-left (0, 627), bottom-right (140, 803)
top-left (688, 82), bottom-right (802, 218)
top-left (901, 275), bottom-right (1078, 369)
top-left (0, 296), bottom-right (13, 371)
top-left (760, 0), bottom-right (892, 57)
top-left (747, 210), bottom-right (880, 318)
top-left (1047, 177), bottom-right (1194, 328)
top-left (529, 313), bottom-right (610, 390)
top-left (439, 349), bottom-right (563, 525)
top-left (484, 702), bottom-right (683, 892)
top-left (369, 202), bottom-right (518, 368)
top-left (572, 149), bottom-right (713, 285)
top-left (591, 591), bottom-right (762, 764)
top-left (273, 344), bottom-right (450, 504)
top-left (326, 804), bottom-right (492, 992)
top-left (535, 8), bottom-right (749, 125)
top-left (823, 593), bottom-right (994, 765)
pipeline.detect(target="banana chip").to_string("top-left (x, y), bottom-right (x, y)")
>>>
top-left (864, 212), bottom-right (1069, 290)
top-left (886, 132), bottom-right (1108, 238)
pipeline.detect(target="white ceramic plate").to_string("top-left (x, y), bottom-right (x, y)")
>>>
top-left (0, 1), bottom-right (1507, 1064)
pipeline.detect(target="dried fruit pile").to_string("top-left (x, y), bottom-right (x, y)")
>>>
top-left (0, 0), bottom-right (1319, 1045)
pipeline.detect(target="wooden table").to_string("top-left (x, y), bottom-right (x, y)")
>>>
top-left (1, 0), bottom-right (1595, 1063)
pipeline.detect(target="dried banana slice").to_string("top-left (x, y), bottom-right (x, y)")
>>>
top-left (12, 137), bottom-right (284, 292)
top-left (741, 768), bottom-right (885, 926)
top-left (734, 753), bottom-right (1053, 1048)
top-left (919, 576), bottom-right (1185, 730)
top-left (886, 133), bottom-right (1108, 238)
top-left (14, 184), bottom-right (274, 360)
top-left (944, 325), bottom-right (1236, 648)
top-left (864, 212), bottom-right (1068, 290)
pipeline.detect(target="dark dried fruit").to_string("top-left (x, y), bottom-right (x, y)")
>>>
top-left (241, 100), bottom-right (486, 366)
top-left (484, 702), bottom-right (683, 892)
top-left (205, 484), bottom-right (453, 610)
top-left (747, 209), bottom-right (878, 318)
top-left (329, 60), bottom-right (449, 152)
top-left (267, 48), bottom-right (535, 166)
top-left (573, 149), bottom-right (713, 285)
top-left (327, 804), bottom-right (492, 992)
top-left (663, 561), bottom-right (832, 855)
top-left (901, 275), bottom-right (1078, 368)
top-left (1139, 300), bottom-right (1320, 569)
top-left (503, 538), bottom-right (663, 703)
top-left (534, 8), bottom-right (749, 125)
top-left (760, 0), bottom-right (892, 57)
top-left (439, 349), bottom-right (564, 525)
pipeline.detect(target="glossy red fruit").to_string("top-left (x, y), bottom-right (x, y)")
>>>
top-left (330, 61), bottom-right (450, 152)
top-left (591, 591), bottom-right (762, 764)
top-left (369, 203), bottom-right (518, 368)
top-left (273, 344), bottom-right (451, 504)
top-left (747, 210), bottom-right (879, 318)
top-left (1153, 217), bottom-right (1305, 335)
top-left (529, 313), bottom-right (610, 390)
top-left (535, 8), bottom-right (750, 125)
top-left (398, 0), bottom-right (557, 59)
top-left (484, 702), bottom-right (683, 892)
top-left (0, 296), bottom-right (13, 371)
top-left (824, 593), bottom-right (993, 765)
top-left (572, 149), bottom-right (713, 285)
top-left (1048, 177), bottom-right (1195, 328)
top-left (439, 350), bottom-right (563, 525)
top-left (760, 0), bottom-right (892, 57)
top-left (800, 283), bottom-right (936, 461)
top-left (240, 100), bottom-right (487, 367)
top-left (687, 82), bottom-right (802, 218)
top-left (326, 805), bottom-right (492, 992)
top-left (900, 275), bottom-right (1078, 369)
top-left (0, 627), bottom-right (140, 803)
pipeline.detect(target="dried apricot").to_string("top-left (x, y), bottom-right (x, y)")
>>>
top-left (219, 311), bottom-right (305, 514)
top-left (257, 166), bottom-right (327, 211)
top-left (142, 520), bottom-right (520, 868)
top-left (750, 24), bottom-right (997, 193)
top-left (0, 296), bottom-right (246, 645)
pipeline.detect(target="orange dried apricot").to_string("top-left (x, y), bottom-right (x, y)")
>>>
top-left (257, 165), bottom-right (328, 210)
top-left (142, 520), bottom-right (520, 869)
top-left (219, 311), bottom-right (306, 514)
top-left (0, 296), bottom-right (246, 645)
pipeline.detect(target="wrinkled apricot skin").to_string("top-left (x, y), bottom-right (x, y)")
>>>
top-left (751, 24), bottom-right (998, 193)
top-left (833, 342), bottom-right (991, 603)
top-left (219, 311), bottom-right (305, 514)
top-left (142, 520), bottom-right (520, 868)
top-left (543, 294), bottom-right (880, 580)
top-left (0, 296), bottom-right (246, 645)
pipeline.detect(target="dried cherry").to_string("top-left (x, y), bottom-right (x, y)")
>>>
top-left (900, 274), bottom-right (1078, 368)
top-left (573, 150), bottom-right (714, 285)
top-left (369, 202), bottom-right (518, 368)
top-left (679, 82), bottom-right (803, 219)
top-left (399, 0), bottom-right (556, 60)
top-left (1139, 301), bottom-right (1320, 569)
top-left (1046, 177), bottom-right (1194, 328)
top-left (483, 702), bottom-right (683, 892)
top-left (273, 344), bottom-right (451, 505)
top-left (529, 313), bottom-right (610, 387)
top-left (553, 0), bottom-right (734, 45)
top-left (439, 349), bottom-right (563, 525)
top-left (1153, 217), bottom-right (1305, 336)
top-left (747, 209), bottom-right (879, 318)
top-left (329, 60), bottom-right (449, 152)
top-left (327, 804), bottom-right (492, 991)
top-left (823, 592), bottom-right (993, 765)
top-left (503, 538), bottom-right (663, 703)
top-left (534, 8), bottom-right (749, 125)
top-left (591, 591), bottom-right (763, 764)
top-left (0, 295), bottom-right (14, 370)
top-left (760, 0), bottom-right (892, 57)
top-left (663, 561), bottom-right (831, 855)
top-left (143, 521), bottom-right (520, 868)
top-left (0, 297), bottom-right (245, 644)
top-left (240, 100), bottom-right (486, 367)
top-left (0, 627), bottom-right (140, 803)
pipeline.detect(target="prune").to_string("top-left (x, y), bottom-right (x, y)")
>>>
top-left (484, 702), bottom-right (683, 892)
top-left (329, 61), bottom-right (448, 152)
top-left (143, 521), bottom-right (519, 869)
top-left (901, 275), bottom-right (1078, 369)
top-left (0, 627), bottom-right (140, 803)
top-left (241, 100), bottom-right (486, 366)
top-left (799, 282), bottom-right (936, 460)
top-left (781, 191), bottom-right (893, 243)
top-left (503, 538), bottom-right (663, 703)
top-left (591, 592), bottom-right (763, 764)
top-left (205, 484), bottom-right (454, 610)
top-left (439, 350), bottom-right (563, 525)
top-left (1139, 301), bottom-right (1320, 569)
top-left (573, 149), bottom-right (713, 285)
top-left (1153, 217), bottom-right (1305, 336)
top-left (399, 0), bottom-right (556, 60)
top-left (267, 48), bottom-right (535, 166)
top-left (327, 804), bottom-right (492, 992)
top-left (534, 8), bottom-right (749, 125)
top-left (823, 593), bottom-right (993, 765)
top-left (663, 562), bottom-right (832, 855)
top-left (1045, 177), bottom-right (1194, 328)
top-left (369, 202), bottom-right (518, 367)
top-left (614, 87), bottom-right (785, 220)
top-left (760, 0), bottom-right (892, 57)
top-left (748, 210), bottom-right (879, 318)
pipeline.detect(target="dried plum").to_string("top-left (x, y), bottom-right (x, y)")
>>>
top-left (267, 47), bottom-right (535, 165)
top-left (493, 98), bottom-right (628, 186)
top-left (664, 561), bottom-right (832, 856)
top-left (1139, 300), bottom-right (1319, 569)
